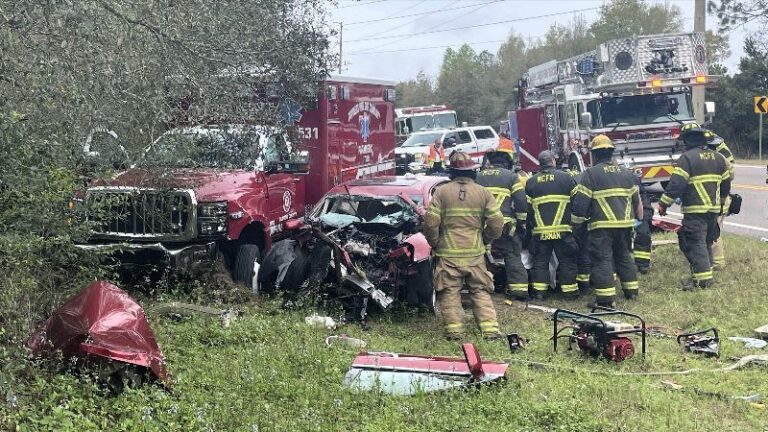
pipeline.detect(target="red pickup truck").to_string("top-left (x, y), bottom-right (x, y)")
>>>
top-left (77, 76), bottom-right (397, 289)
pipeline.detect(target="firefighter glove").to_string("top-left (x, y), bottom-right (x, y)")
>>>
top-left (674, 197), bottom-right (682, 205)
top-left (658, 203), bottom-right (668, 216)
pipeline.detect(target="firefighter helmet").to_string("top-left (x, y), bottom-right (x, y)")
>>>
top-left (590, 134), bottom-right (615, 151)
top-left (680, 123), bottom-right (700, 133)
top-left (680, 127), bottom-right (708, 148)
top-left (448, 151), bottom-right (481, 171)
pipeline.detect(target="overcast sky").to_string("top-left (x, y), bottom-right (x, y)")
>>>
top-left (331, 0), bottom-right (757, 83)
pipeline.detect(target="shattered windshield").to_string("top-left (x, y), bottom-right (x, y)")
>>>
top-left (587, 92), bottom-right (694, 128)
top-left (143, 127), bottom-right (290, 170)
top-left (401, 132), bottom-right (443, 148)
top-left (313, 194), bottom-right (421, 228)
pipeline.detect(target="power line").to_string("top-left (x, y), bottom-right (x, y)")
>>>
top-left (346, 6), bottom-right (601, 43)
top-left (338, 0), bottom-right (388, 9)
top-left (348, 0), bottom-right (501, 54)
top-left (346, 39), bottom-right (506, 55)
top-left (375, 0), bottom-right (450, 35)
top-left (344, 1), bottom-right (508, 26)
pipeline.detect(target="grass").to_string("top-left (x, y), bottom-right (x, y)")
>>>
top-left (3, 232), bottom-right (768, 431)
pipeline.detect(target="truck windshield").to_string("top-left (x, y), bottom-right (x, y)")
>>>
top-left (401, 132), bottom-right (444, 148)
top-left (406, 113), bottom-right (457, 132)
top-left (587, 92), bottom-right (694, 128)
top-left (143, 127), bottom-right (289, 170)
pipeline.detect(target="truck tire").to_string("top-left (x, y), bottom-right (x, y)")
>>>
top-left (280, 250), bottom-right (311, 292)
top-left (233, 244), bottom-right (261, 294)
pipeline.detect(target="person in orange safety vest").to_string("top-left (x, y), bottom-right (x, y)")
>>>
top-left (427, 138), bottom-right (447, 174)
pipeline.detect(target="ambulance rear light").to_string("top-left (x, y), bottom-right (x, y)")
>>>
top-left (651, 79), bottom-right (663, 88)
top-left (695, 75), bottom-right (707, 84)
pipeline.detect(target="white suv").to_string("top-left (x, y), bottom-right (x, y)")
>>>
top-left (395, 126), bottom-right (499, 174)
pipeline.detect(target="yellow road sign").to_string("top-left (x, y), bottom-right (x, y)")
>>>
top-left (756, 96), bottom-right (768, 114)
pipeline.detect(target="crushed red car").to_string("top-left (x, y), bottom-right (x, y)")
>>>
top-left (261, 175), bottom-right (448, 321)
top-left (26, 281), bottom-right (170, 391)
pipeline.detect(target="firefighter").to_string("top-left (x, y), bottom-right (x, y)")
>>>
top-left (525, 150), bottom-right (579, 299)
top-left (427, 137), bottom-right (447, 174)
top-left (476, 150), bottom-right (529, 300)
top-left (572, 135), bottom-right (642, 307)
top-left (658, 127), bottom-right (731, 290)
top-left (633, 175), bottom-right (654, 273)
top-left (706, 129), bottom-right (735, 269)
top-left (424, 151), bottom-right (505, 340)
top-left (567, 168), bottom-right (591, 293)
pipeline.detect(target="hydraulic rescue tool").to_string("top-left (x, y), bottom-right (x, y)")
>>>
top-left (678, 327), bottom-right (720, 357)
top-left (553, 306), bottom-right (646, 363)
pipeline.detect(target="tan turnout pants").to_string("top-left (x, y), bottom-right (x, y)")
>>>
top-left (434, 255), bottom-right (499, 335)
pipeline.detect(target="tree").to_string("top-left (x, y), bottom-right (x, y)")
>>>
top-left (710, 38), bottom-right (768, 156)
top-left (590, 0), bottom-right (683, 41)
top-left (395, 71), bottom-right (436, 108)
top-left (709, 0), bottom-right (768, 30)
top-left (436, 45), bottom-right (489, 124)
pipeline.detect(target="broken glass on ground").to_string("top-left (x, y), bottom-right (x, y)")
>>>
top-left (342, 343), bottom-right (508, 395)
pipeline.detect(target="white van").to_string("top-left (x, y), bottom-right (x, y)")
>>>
top-left (395, 126), bottom-right (499, 174)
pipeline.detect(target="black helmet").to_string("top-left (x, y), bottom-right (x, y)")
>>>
top-left (681, 127), bottom-right (708, 148)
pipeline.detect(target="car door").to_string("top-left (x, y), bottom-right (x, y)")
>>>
top-left (454, 129), bottom-right (478, 162)
top-left (472, 127), bottom-right (499, 155)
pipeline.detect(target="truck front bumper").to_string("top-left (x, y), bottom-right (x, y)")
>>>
top-left (76, 241), bottom-right (218, 275)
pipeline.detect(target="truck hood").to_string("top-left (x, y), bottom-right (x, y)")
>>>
top-left (89, 167), bottom-right (262, 202)
top-left (395, 146), bottom-right (429, 156)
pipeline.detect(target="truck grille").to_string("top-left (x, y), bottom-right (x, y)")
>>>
top-left (86, 188), bottom-right (196, 240)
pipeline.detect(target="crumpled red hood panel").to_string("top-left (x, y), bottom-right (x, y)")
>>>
top-left (25, 281), bottom-right (169, 385)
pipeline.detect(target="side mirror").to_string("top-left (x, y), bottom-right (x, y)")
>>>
top-left (580, 112), bottom-right (593, 128)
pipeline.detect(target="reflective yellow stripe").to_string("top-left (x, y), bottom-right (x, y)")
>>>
top-left (591, 187), bottom-right (637, 199)
top-left (681, 205), bottom-right (719, 213)
top-left (690, 174), bottom-right (723, 183)
top-left (573, 184), bottom-right (592, 198)
top-left (693, 270), bottom-right (713, 281)
top-left (576, 274), bottom-right (590, 282)
top-left (595, 197), bottom-right (617, 221)
top-left (588, 220), bottom-right (634, 230)
top-left (659, 194), bottom-right (674, 206)
top-left (530, 195), bottom-right (570, 206)
top-left (622, 280), bottom-right (639, 290)
top-left (444, 208), bottom-right (486, 217)
top-left (672, 166), bottom-right (690, 180)
top-left (507, 283), bottom-right (529, 292)
top-left (552, 201), bottom-right (568, 228)
top-left (479, 320), bottom-right (499, 331)
top-left (510, 182), bottom-right (524, 194)
top-left (594, 287), bottom-right (616, 297)
top-left (561, 283), bottom-right (578, 293)
top-left (571, 215), bottom-right (587, 224)
top-left (515, 212), bottom-right (527, 221)
top-left (722, 171), bottom-right (731, 180)
top-left (445, 323), bottom-right (464, 330)
top-left (532, 225), bottom-right (572, 234)
top-left (434, 247), bottom-right (486, 257)
top-left (633, 251), bottom-right (651, 260)
top-left (532, 282), bottom-right (548, 291)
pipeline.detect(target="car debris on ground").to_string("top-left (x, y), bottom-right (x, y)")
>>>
top-left (152, 302), bottom-right (239, 328)
top-left (342, 343), bottom-right (508, 395)
top-left (25, 280), bottom-right (170, 392)
top-left (305, 314), bottom-right (337, 330)
top-left (728, 337), bottom-right (768, 349)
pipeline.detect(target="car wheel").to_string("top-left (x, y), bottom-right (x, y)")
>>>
top-left (233, 244), bottom-right (262, 294)
top-left (280, 249), bottom-right (311, 292)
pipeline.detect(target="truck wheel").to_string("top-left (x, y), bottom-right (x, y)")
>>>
top-left (280, 250), bottom-right (311, 292)
top-left (233, 244), bottom-right (262, 294)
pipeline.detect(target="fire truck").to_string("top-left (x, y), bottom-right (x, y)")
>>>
top-left (395, 105), bottom-right (458, 144)
top-left (78, 76), bottom-right (397, 291)
top-left (510, 32), bottom-right (714, 184)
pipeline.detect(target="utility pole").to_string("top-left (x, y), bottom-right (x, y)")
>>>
top-left (693, 0), bottom-right (706, 124)
top-left (339, 22), bottom-right (343, 75)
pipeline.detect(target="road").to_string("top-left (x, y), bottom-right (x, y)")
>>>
top-left (657, 164), bottom-right (768, 239)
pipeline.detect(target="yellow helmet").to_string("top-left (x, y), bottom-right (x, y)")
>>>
top-left (680, 123), bottom-right (700, 133)
top-left (590, 134), bottom-right (615, 150)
